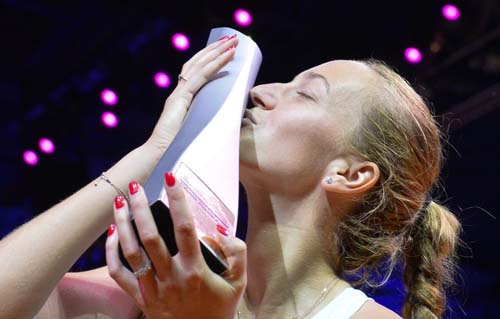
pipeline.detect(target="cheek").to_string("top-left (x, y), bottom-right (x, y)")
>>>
top-left (254, 113), bottom-right (335, 173)
top-left (271, 112), bottom-right (331, 148)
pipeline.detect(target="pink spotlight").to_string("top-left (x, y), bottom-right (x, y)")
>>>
top-left (442, 4), bottom-right (460, 21)
top-left (154, 72), bottom-right (171, 88)
top-left (234, 9), bottom-right (252, 27)
top-left (38, 138), bottom-right (55, 154)
top-left (101, 89), bottom-right (118, 106)
top-left (23, 150), bottom-right (38, 166)
top-left (404, 47), bottom-right (423, 64)
top-left (172, 33), bottom-right (190, 51)
top-left (101, 111), bottom-right (118, 128)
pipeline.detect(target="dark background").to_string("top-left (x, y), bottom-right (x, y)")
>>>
top-left (1, 0), bottom-right (499, 318)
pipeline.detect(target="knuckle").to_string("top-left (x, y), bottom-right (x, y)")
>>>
top-left (128, 194), bottom-right (144, 208)
top-left (164, 281), bottom-right (180, 294)
top-left (176, 222), bottom-right (196, 238)
top-left (227, 239), bottom-right (247, 256)
top-left (123, 247), bottom-right (142, 262)
top-left (108, 265), bottom-right (121, 279)
top-left (168, 187), bottom-right (186, 202)
top-left (184, 269), bottom-right (202, 287)
top-left (105, 239), bottom-right (114, 251)
top-left (233, 240), bottom-right (247, 253)
top-left (141, 231), bottom-right (161, 247)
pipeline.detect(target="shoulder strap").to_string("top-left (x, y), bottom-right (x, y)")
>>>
top-left (312, 287), bottom-right (373, 319)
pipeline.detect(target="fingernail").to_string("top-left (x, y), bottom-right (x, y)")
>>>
top-left (115, 195), bottom-right (125, 209)
top-left (229, 34), bottom-right (237, 39)
top-left (129, 181), bottom-right (139, 195)
top-left (225, 45), bottom-right (236, 52)
top-left (107, 224), bottom-right (116, 237)
top-left (218, 36), bottom-right (229, 41)
top-left (165, 172), bottom-right (176, 187)
top-left (216, 224), bottom-right (229, 236)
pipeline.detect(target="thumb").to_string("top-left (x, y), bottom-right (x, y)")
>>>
top-left (216, 233), bottom-right (247, 291)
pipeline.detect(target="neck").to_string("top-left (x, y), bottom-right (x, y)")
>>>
top-left (240, 181), bottom-right (350, 318)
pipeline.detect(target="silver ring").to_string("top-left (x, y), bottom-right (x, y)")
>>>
top-left (178, 74), bottom-right (188, 82)
top-left (133, 258), bottom-right (152, 278)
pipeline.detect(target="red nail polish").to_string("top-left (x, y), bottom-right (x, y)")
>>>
top-left (115, 195), bottom-right (125, 209)
top-left (108, 224), bottom-right (116, 237)
top-left (165, 172), bottom-right (176, 187)
top-left (216, 224), bottom-right (229, 236)
top-left (229, 34), bottom-right (237, 39)
top-left (218, 36), bottom-right (229, 41)
top-left (225, 45), bottom-right (236, 52)
top-left (129, 181), bottom-right (139, 195)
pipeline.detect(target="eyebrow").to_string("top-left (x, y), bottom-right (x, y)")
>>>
top-left (295, 72), bottom-right (330, 94)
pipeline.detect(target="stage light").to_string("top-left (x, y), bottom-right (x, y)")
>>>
top-left (101, 89), bottom-right (118, 106)
top-left (38, 138), bottom-right (55, 154)
top-left (234, 9), bottom-right (252, 27)
top-left (404, 47), bottom-right (422, 64)
top-left (23, 150), bottom-right (38, 166)
top-left (101, 111), bottom-right (118, 128)
top-left (442, 4), bottom-right (460, 21)
top-left (154, 72), bottom-right (171, 88)
top-left (172, 33), bottom-right (190, 51)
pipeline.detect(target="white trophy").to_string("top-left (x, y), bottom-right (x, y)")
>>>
top-left (134, 27), bottom-right (262, 274)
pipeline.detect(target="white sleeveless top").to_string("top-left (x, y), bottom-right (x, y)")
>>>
top-left (312, 287), bottom-right (373, 319)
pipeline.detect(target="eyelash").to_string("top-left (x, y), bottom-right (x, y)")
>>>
top-left (296, 91), bottom-right (315, 101)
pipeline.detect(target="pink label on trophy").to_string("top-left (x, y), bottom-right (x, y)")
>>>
top-left (174, 162), bottom-right (236, 238)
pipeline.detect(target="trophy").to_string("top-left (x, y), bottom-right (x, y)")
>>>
top-left (130, 27), bottom-right (262, 274)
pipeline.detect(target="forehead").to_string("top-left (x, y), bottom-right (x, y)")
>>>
top-left (302, 60), bottom-right (377, 88)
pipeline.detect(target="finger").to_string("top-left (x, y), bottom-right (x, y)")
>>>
top-left (180, 36), bottom-right (239, 93)
top-left (164, 172), bottom-right (203, 267)
top-left (149, 36), bottom-right (238, 148)
top-left (113, 195), bottom-right (158, 302)
top-left (181, 34), bottom-right (237, 75)
top-left (105, 224), bottom-right (145, 306)
top-left (180, 35), bottom-right (228, 71)
top-left (158, 43), bottom-right (237, 134)
top-left (172, 35), bottom-right (238, 100)
top-left (216, 233), bottom-right (247, 291)
top-left (113, 195), bottom-right (144, 269)
top-left (128, 181), bottom-right (172, 281)
top-left (190, 35), bottom-right (239, 74)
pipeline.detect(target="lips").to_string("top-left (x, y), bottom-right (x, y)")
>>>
top-left (243, 110), bottom-right (258, 124)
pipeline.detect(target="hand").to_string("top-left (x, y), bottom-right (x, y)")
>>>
top-left (146, 34), bottom-right (239, 153)
top-left (105, 173), bottom-right (247, 319)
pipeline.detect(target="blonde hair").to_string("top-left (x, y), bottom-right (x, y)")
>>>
top-left (333, 60), bottom-right (461, 319)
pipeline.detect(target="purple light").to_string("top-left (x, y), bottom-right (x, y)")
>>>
top-left (101, 89), bottom-right (118, 106)
top-left (172, 33), bottom-right (190, 51)
top-left (101, 111), bottom-right (118, 128)
top-left (38, 138), bottom-right (55, 154)
top-left (23, 150), bottom-right (38, 166)
top-left (442, 4), bottom-right (460, 21)
top-left (154, 72), bottom-right (171, 88)
top-left (234, 9), bottom-right (252, 27)
top-left (404, 47), bottom-right (423, 64)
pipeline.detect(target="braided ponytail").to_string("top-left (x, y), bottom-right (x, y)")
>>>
top-left (332, 60), bottom-right (463, 318)
top-left (402, 201), bottom-right (461, 319)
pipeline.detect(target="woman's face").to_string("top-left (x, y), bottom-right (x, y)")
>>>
top-left (239, 60), bottom-right (377, 192)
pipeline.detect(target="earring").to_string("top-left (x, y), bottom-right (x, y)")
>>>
top-left (325, 177), bottom-right (333, 184)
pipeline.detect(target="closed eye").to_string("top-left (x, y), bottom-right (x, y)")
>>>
top-left (296, 91), bottom-right (316, 101)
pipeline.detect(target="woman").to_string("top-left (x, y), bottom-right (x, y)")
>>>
top-left (0, 34), bottom-right (460, 319)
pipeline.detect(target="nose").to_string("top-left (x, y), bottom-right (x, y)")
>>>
top-left (249, 83), bottom-right (279, 110)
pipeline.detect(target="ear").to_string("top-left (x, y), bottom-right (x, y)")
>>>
top-left (322, 158), bottom-right (380, 195)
